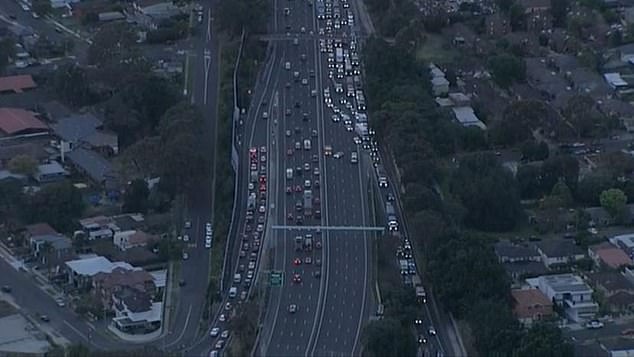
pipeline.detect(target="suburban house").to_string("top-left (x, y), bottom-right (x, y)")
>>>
top-left (78, 214), bottom-right (146, 241)
top-left (92, 267), bottom-right (156, 309)
top-left (65, 147), bottom-right (118, 189)
top-left (0, 75), bottom-right (37, 94)
top-left (588, 242), bottom-right (633, 269)
top-left (600, 338), bottom-right (634, 356)
top-left (0, 108), bottom-right (48, 138)
top-left (64, 255), bottom-right (141, 289)
top-left (495, 240), bottom-right (547, 282)
top-left (610, 233), bottom-right (634, 259)
top-left (111, 287), bottom-right (161, 334)
top-left (113, 230), bottom-right (155, 251)
top-left (495, 241), bottom-right (541, 263)
top-left (511, 288), bottom-right (554, 326)
top-left (526, 273), bottom-right (599, 322)
top-left (588, 271), bottom-right (634, 314)
top-left (534, 239), bottom-right (586, 268)
top-left (429, 63), bottom-right (449, 97)
top-left (51, 113), bottom-right (119, 156)
top-left (34, 161), bottom-right (68, 184)
top-left (132, 0), bottom-right (182, 29)
top-left (25, 223), bottom-right (74, 274)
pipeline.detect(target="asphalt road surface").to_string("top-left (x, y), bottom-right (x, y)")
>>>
top-left (257, 0), bottom-right (374, 356)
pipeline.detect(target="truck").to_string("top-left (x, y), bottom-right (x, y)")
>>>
top-left (335, 47), bottom-right (343, 63)
top-left (346, 77), bottom-right (354, 97)
top-left (304, 190), bottom-right (313, 216)
top-left (304, 234), bottom-right (313, 251)
top-left (412, 275), bottom-right (427, 303)
top-left (295, 236), bottom-right (303, 251)
top-left (386, 202), bottom-right (398, 231)
top-left (355, 123), bottom-right (368, 138)
top-left (250, 170), bottom-right (258, 183)
top-left (376, 164), bottom-right (388, 187)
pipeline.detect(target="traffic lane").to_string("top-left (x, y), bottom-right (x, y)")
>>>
top-left (0, 258), bottom-right (116, 349)
top-left (0, 0), bottom-right (65, 42)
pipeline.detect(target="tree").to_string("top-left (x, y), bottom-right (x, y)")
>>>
top-left (32, 0), bottom-right (52, 15)
top-left (493, 100), bottom-right (548, 146)
top-left (563, 95), bottom-right (606, 138)
top-left (517, 164), bottom-right (543, 199)
top-left (515, 322), bottom-right (574, 357)
top-left (51, 64), bottom-right (95, 107)
top-left (362, 318), bottom-right (416, 357)
top-left (0, 38), bottom-right (15, 74)
top-left (551, 0), bottom-right (569, 27)
top-left (87, 23), bottom-right (138, 67)
top-left (122, 179), bottom-right (150, 213)
top-left (8, 154), bottom-right (38, 176)
top-left (22, 181), bottom-right (84, 232)
top-left (488, 54), bottom-right (526, 88)
top-left (600, 188), bottom-right (628, 220)
top-left (540, 155), bottom-right (579, 193)
top-left (451, 153), bottom-right (523, 231)
top-left (217, 0), bottom-right (270, 36)
top-left (509, 3), bottom-right (527, 31)
top-left (520, 140), bottom-right (549, 161)
top-left (575, 174), bottom-right (614, 206)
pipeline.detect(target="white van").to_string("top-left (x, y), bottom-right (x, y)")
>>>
top-left (233, 273), bottom-right (242, 284)
top-left (229, 287), bottom-right (237, 298)
top-left (286, 168), bottom-right (294, 180)
top-left (304, 139), bottom-right (311, 150)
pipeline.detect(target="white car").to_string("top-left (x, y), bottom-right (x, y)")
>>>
top-left (586, 320), bottom-right (604, 329)
top-left (428, 327), bottom-right (437, 336)
top-left (210, 327), bottom-right (220, 337)
top-left (221, 330), bottom-right (230, 339)
top-left (185, 221), bottom-right (192, 229)
top-left (182, 252), bottom-right (189, 260)
top-left (183, 234), bottom-right (190, 242)
top-left (219, 314), bottom-right (226, 322)
top-left (333, 152), bottom-right (344, 159)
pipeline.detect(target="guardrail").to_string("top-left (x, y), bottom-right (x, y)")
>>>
top-left (219, 29), bottom-right (246, 294)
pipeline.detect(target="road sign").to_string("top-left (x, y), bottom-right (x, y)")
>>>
top-left (270, 271), bottom-right (283, 286)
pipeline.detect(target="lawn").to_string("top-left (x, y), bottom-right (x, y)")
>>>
top-left (415, 33), bottom-right (458, 63)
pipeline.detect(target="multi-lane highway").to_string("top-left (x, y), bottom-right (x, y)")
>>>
top-left (252, 0), bottom-right (374, 355)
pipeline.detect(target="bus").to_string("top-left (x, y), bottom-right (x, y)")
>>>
top-left (335, 47), bottom-right (343, 63)
top-left (346, 77), bottom-right (354, 97)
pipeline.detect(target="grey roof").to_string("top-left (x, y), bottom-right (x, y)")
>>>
top-left (36, 161), bottom-right (67, 177)
top-left (38, 101), bottom-right (70, 121)
top-left (52, 114), bottom-right (117, 149)
top-left (503, 261), bottom-right (548, 276)
top-left (0, 170), bottom-right (26, 182)
top-left (66, 147), bottom-right (115, 184)
top-left (601, 337), bottom-right (634, 352)
top-left (115, 287), bottom-right (152, 313)
top-left (32, 234), bottom-right (72, 251)
top-left (494, 240), bottom-right (539, 259)
top-left (535, 239), bottom-right (585, 258)
top-left (588, 271), bottom-right (634, 292)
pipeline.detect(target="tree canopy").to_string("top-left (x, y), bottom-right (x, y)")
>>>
top-left (21, 181), bottom-right (84, 232)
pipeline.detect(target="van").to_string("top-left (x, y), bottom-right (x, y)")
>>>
top-left (233, 273), bottom-right (242, 284)
top-left (285, 61), bottom-right (291, 70)
top-left (229, 287), bottom-right (237, 298)
top-left (286, 168), bottom-right (293, 179)
top-left (304, 139), bottom-right (311, 150)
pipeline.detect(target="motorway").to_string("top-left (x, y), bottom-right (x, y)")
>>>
top-left (255, 0), bottom-right (374, 356)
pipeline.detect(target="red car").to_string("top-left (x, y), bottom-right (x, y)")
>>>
top-left (259, 183), bottom-right (267, 192)
top-left (287, 148), bottom-right (294, 156)
top-left (259, 175), bottom-right (267, 184)
top-left (249, 147), bottom-right (257, 159)
top-left (293, 258), bottom-right (302, 266)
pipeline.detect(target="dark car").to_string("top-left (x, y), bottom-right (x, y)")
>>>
top-left (1, 285), bottom-right (11, 293)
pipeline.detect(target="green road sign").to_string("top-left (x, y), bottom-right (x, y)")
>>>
top-left (270, 271), bottom-right (283, 286)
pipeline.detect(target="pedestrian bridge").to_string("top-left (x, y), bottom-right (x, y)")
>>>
top-left (271, 225), bottom-right (384, 232)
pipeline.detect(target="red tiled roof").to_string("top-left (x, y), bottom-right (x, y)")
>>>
top-left (512, 288), bottom-right (553, 319)
top-left (0, 75), bottom-right (36, 93)
top-left (597, 248), bottom-right (633, 269)
top-left (0, 108), bottom-right (48, 135)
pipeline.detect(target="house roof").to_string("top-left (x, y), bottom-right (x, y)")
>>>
top-left (604, 73), bottom-right (629, 88)
top-left (66, 147), bottom-right (115, 184)
top-left (0, 108), bottom-right (48, 136)
top-left (35, 161), bottom-right (68, 179)
top-left (535, 273), bottom-right (593, 293)
top-left (607, 291), bottom-right (634, 307)
top-left (114, 286), bottom-right (152, 313)
top-left (25, 223), bottom-right (58, 237)
top-left (495, 240), bottom-right (539, 259)
top-left (38, 101), bottom-right (71, 121)
top-left (0, 75), bottom-right (36, 94)
top-left (32, 234), bottom-right (72, 251)
top-left (535, 239), bottom-right (584, 258)
top-left (93, 267), bottom-right (155, 292)
top-left (0, 141), bottom-right (49, 164)
top-left (503, 261), bottom-right (548, 277)
top-left (588, 271), bottom-right (634, 292)
top-left (127, 231), bottom-right (154, 246)
top-left (65, 256), bottom-right (139, 277)
top-left (52, 114), bottom-right (117, 149)
top-left (590, 242), bottom-right (632, 268)
top-left (112, 214), bottom-right (145, 231)
top-left (601, 337), bottom-right (634, 352)
top-left (511, 288), bottom-right (552, 319)
top-left (0, 170), bottom-right (26, 182)
top-left (78, 215), bottom-right (111, 229)
top-left (451, 106), bottom-right (487, 129)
